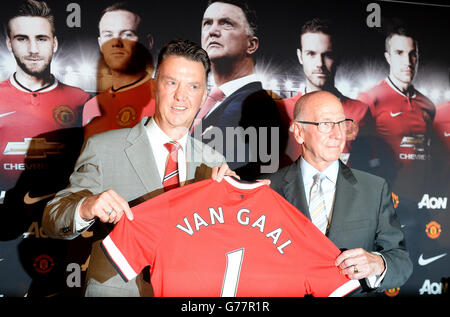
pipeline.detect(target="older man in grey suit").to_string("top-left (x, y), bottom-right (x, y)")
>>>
top-left (42, 40), bottom-right (233, 296)
top-left (267, 91), bottom-right (412, 295)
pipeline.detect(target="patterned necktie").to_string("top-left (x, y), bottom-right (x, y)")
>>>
top-left (190, 88), bottom-right (225, 133)
top-left (163, 141), bottom-right (181, 191)
top-left (309, 173), bottom-right (328, 234)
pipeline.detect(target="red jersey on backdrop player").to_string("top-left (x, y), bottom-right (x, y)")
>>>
top-left (102, 177), bottom-right (360, 297)
top-left (0, 75), bottom-right (90, 189)
top-left (357, 78), bottom-right (435, 165)
top-left (433, 101), bottom-right (450, 153)
top-left (82, 75), bottom-right (155, 140)
top-left (277, 90), bottom-right (372, 166)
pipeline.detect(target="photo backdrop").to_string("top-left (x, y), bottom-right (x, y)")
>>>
top-left (0, 0), bottom-right (448, 297)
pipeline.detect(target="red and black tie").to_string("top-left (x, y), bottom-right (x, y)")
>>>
top-left (163, 141), bottom-right (181, 191)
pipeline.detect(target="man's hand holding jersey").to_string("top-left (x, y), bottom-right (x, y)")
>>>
top-left (79, 162), bottom-right (237, 224)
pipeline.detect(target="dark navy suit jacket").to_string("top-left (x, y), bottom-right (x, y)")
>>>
top-left (192, 81), bottom-right (286, 180)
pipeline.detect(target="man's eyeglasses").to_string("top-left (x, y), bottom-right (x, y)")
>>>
top-left (295, 118), bottom-right (354, 134)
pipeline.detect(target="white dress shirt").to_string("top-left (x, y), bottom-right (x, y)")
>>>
top-left (300, 157), bottom-right (386, 288)
top-left (74, 117), bottom-right (188, 231)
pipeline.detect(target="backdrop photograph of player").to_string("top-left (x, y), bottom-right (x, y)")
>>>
top-left (0, 0), bottom-right (449, 299)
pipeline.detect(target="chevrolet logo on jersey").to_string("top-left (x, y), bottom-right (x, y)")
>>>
top-left (3, 138), bottom-right (65, 158)
top-left (399, 134), bottom-right (426, 152)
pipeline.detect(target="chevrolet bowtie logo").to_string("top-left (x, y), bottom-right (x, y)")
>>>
top-left (3, 138), bottom-right (65, 158)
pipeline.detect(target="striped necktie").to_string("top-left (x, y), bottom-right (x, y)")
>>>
top-left (309, 173), bottom-right (328, 234)
top-left (163, 141), bottom-right (181, 191)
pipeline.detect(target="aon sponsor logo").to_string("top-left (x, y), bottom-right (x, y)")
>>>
top-left (418, 194), bottom-right (447, 210)
top-left (419, 279), bottom-right (449, 295)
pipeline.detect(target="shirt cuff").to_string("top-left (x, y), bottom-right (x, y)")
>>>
top-left (365, 252), bottom-right (387, 289)
top-left (74, 197), bottom-right (94, 232)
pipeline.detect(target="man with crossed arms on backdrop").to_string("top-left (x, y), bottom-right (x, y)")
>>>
top-left (83, 2), bottom-right (155, 140)
top-left (192, 0), bottom-right (284, 180)
top-left (43, 40), bottom-right (233, 297)
top-left (268, 91), bottom-right (412, 294)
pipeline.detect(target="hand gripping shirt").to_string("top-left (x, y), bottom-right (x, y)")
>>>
top-left (102, 177), bottom-right (360, 297)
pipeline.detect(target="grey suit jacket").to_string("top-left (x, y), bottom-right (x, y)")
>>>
top-left (268, 159), bottom-right (412, 292)
top-left (42, 117), bottom-right (225, 296)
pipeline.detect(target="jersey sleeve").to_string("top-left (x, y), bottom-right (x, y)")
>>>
top-left (101, 197), bottom-right (169, 282)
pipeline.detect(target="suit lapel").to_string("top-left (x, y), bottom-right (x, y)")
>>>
top-left (283, 160), bottom-right (310, 219)
top-left (327, 161), bottom-right (358, 239)
top-left (124, 118), bottom-right (161, 193)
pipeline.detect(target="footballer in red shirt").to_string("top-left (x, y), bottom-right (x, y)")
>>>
top-left (83, 6), bottom-right (155, 140)
top-left (277, 19), bottom-right (374, 169)
top-left (0, 1), bottom-right (90, 297)
top-left (357, 29), bottom-right (435, 167)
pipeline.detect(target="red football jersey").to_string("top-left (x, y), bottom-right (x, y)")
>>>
top-left (102, 177), bottom-right (360, 297)
top-left (0, 76), bottom-right (90, 189)
top-left (357, 78), bottom-right (435, 164)
top-left (83, 78), bottom-right (155, 140)
top-left (276, 90), bottom-right (371, 166)
top-left (434, 101), bottom-right (450, 152)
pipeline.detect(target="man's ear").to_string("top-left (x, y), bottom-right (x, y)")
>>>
top-left (292, 122), bottom-right (304, 145)
top-left (53, 36), bottom-right (58, 53)
top-left (147, 33), bottom-right (154, 50)
top-left (246, 36), bottom-right (259, 55)
top-left (384, 51), bottom-right (391, 66)
top-left (98, 36), bottom-right (103, 53)
top-left (297, 48), bottom-right (303, 65)
top-left (6, 34), bottom-right (12, 52)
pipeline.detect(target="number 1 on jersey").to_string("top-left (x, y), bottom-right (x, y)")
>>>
top-left (221, 248), bottom-right (244, 297)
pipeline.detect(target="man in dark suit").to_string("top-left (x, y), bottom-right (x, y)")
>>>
top-left (42, 40), bottom-right (234, 296)
top-left (192, 0), bottom-right (285, 180)
top-left (268, 91), bottom-right (412, 294)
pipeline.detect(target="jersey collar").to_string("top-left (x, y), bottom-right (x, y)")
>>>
top-left (9, 72), bottom-right (58, 93)
top-left (385, 76), bottom-right (416, 98)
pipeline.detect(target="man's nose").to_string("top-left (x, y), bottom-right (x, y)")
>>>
top-left (316, 54), bottom-right (324, 67)
top-left (208, 22), bottom-right (220, 37)
top-left (28, 39), bottom-right (39, 54)
top-left (330, 122), bottom-right (344, 139)
top-left (174, 84), bottom-right (187, 101)
top-left (111, 37), bottom-right (124, 47)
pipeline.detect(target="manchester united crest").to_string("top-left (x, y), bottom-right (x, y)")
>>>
top-left (116, 105), bottom-right (137, 127)
top-left (384, 287), bottom-right (400, 297)
top-left (391, 192), bottom-right (399, 209)
top-left (33, 254), bottom-right (55, 274)
top-left (53, 105), bottom-right (77, 127)
top-left (425, 221), bottom-right (442, 239)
